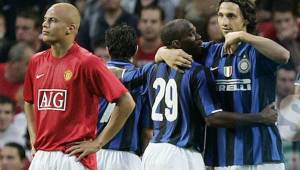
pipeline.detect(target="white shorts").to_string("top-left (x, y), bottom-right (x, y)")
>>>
top-left (96, 149), bottom-right (141, 170)
top-left (142, 143), bottom-right (205, 170)
top-left (207, 163), bottom-right (285, 170)
top-left (29, 150), bottom-right (86, 170)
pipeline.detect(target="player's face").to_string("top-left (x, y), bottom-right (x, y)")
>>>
top-left (276, 69), bottom-right (296, 98)
top-left (139, 9), bottom-right (163, 41)
top-left (42, 8), bottom-right (69, 44)
top-left (0, 103), bottom-right (14, 132)
top-left (15, 17), bottom-right (39, 44)
top-left (0, 146), bottom-right (24, 170)
top-left (217, 2), bottom-right (247, 35)
top-left (180, 23), bottom-right (202, 56)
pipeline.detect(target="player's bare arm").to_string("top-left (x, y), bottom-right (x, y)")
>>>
top-left (154, 47), bottom-right (192, 73)
top-left (205, 103), bottom-right (278, 128)
top-left (24, 101), bottom-right (36, 154)
top-left (66, 92), bottom-right (135, 161)
top-left (224, 31), bottom-right (290, 64)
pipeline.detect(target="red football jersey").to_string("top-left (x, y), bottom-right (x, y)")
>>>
top-left (23, 43), bottom-right (128, 170)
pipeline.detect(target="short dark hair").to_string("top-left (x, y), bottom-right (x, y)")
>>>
top-left (276, 64), bottom-right (297, 74)
top-left (0, 96), bottom-right (16, 113)
top-left (141, 5), bottom-right (165, 21)
top-left (105, 24), bottom-right (137, 60)
top-left (4, 142), bottom-right (26, 160)
top-left (17, 8), bottom-right (41, 29)
top-left (160, 19), bottom-right (191, 48)
top-left (271, 1), bottom-right (297, 17)
top-left (218, 0), bottom-right (256, 33)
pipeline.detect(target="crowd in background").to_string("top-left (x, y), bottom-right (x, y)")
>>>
top-left (0, 0), bottom-right (300, 169)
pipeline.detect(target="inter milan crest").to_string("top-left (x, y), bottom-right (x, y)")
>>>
top-left (224, 66), bottom-right (233, 78)
top-left (64, 69), bottom-right (73, 81)
top-left (238, 55), bottom-right (251, 74)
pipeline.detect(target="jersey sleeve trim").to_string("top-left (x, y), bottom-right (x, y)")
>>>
top-left (121, 69), bottom-right (126, 81)
top-left (211, 109), bottom-right (223, 113)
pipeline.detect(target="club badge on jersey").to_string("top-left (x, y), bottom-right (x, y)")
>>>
top-left (64, 70), bottom-right (73, 81)
top-left (238, 56), bottom-right (251, 74)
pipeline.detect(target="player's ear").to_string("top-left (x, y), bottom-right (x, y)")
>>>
top-left (171, 40), bottom-right (181, 49)
top-left (66, 24), bottom-right (76, 35)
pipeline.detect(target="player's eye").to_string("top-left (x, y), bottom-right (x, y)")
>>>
top-left (227, 13), bottom-right (236, 19)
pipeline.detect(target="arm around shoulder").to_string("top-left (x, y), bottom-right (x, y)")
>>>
top-left (240, 31), bottom-right (290, 64)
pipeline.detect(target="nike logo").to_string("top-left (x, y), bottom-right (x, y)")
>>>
top-left (36, 74), bottom-right (45, 79)
top-left (210, 67), bottom-right (218, 71)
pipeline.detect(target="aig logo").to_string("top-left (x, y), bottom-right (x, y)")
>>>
top-left (38, 89), bottom-right (67, 111)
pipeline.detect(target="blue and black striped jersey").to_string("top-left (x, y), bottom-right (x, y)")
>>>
top-left (203, 42), bottom-right (284, 166)
top-left (97, 59), bottom-right (152, 155)
top-left (122, 62), bottom-right (222, 152)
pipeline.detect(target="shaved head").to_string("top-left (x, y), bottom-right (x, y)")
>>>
top-left (42, 3), bottom-right (82, 45)
top-left (47, 3), bottom-right (81, 32)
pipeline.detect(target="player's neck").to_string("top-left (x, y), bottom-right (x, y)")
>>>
top-left (51, 41), bottom-right (74, 58)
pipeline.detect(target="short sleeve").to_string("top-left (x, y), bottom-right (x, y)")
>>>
top-left (23, 58), bottom-right (34, 103)
top-left (253, 47), bottom-right (279, 76)
top-left (191, 66), bottom-right (222, 117)
top-left (84, 56), bottom-right (128, 102)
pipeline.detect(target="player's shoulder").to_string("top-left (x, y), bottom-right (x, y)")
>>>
top-left (29, 49), bottom-right (50, 62)
top-left (141, 62), bottom-right (156, 72)
top-left (202, 41), bottom-right (223, 50)
top-left (190, 62), bottom-right (206, 72)
top-left (76, 45), bottom-right (105, 65)
top-left (187, 62), bottom-right (211, 79)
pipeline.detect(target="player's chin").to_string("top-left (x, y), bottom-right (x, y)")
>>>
top-left (222, 30), bottom-right (232, 35)
top-left (42, 37), bottom-right (54, 44)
